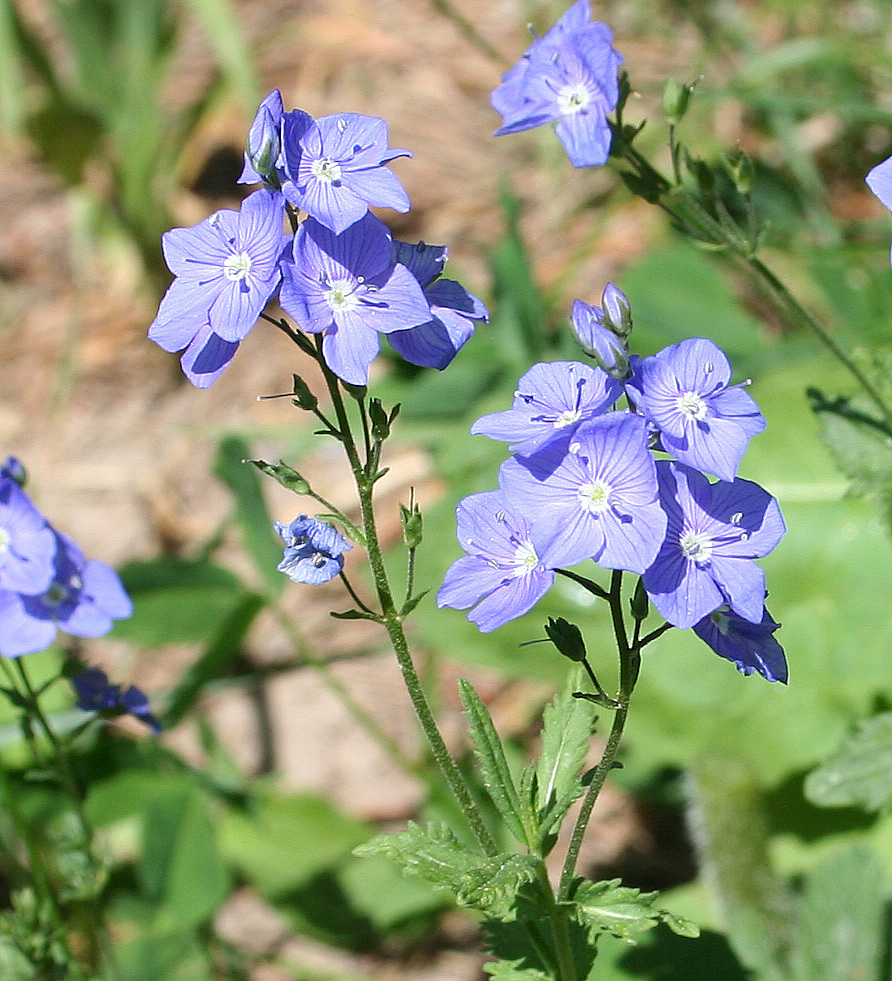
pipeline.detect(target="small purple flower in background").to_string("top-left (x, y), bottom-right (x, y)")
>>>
top-left (0, 531), bottom-right (133, 658)
top-left (437, 490), bottom-right (555, 633)
top-left (281, 112), bottom-right (411, 234)
top-left (279, 214), bottom-right (431, 384)
top-left (693, 606), bottom-right (787, 684)
top-left (239, 89), bottom-right (289, 187)
top-left (148, 188), bottom-right (286, 387)
top-left (0, 478), bottom-right (56, 595)
top-left (492, 0), bottom-right (623, 167)
top-left (471, 360), bottom-right (621, 456)
top-left (570, 295), bottom-right (630, 378)
top-left (626, 338), bottom-right (766, 482)
top-left (387, 242), bottom-right (488, 370)
top-left (72, 666), bottom-right (161, 733)
top-left (643, 462), bottom-right (785, 630)
top-left (500, 412), bottom-right (667, 574)
top-left (275, 515), bottom-right (352, 585)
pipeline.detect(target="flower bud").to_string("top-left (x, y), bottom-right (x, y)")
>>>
top-left (290, 373), bottom-right (318, 411)
top-left (400, 502), bottom-right (423, 550)
top-left (244, 105), bottom-right (281, 186)
top-left (369, 398), bottom-right (391, 442)
top-left (601, 282), bottom-right (633, 336)
top-left (570, 299), bottom-right (630, 379)
top-left (1, 456), bottom-right (26, 487)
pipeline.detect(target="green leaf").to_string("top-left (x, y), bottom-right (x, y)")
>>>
top-left (220, 793), bottom-right (369, 898)
top-left (459, 679), bottom-right (530, 847)
top-left (180, 0), bottom-right (258, 108)
top-left (112, 557), bottom-right (252, 646)
top-left (571, 879), bottom-right (699, 942)
top-left (804, 711), bottom-right (892, 812)
top-left (535, 669), bottom-right (596, 836)
top-left (214, 435), bottom-right (284, 596)
top-left (686, 756), bottom-right (790, 978)
top-left (140, 783), bottom-right (229, 930)
top-left (790, 845), bottom-right (886, 981)
top-left (808, 387), bottom-right (892, 533)
top-left (356, 823), bottom-right (539, 918)
top-left (163, 591), bottom-right (266, 727)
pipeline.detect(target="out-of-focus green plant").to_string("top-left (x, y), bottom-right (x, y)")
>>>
top-left (0, 0), bottom-right (257, 288)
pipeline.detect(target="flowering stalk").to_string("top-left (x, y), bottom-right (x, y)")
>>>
top-left (307, 336), bottom-right (500, 858)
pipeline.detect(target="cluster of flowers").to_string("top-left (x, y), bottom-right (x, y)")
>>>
top-left (437, 286), bottom-right (788, 683)
top-left (0, 458), bottom-right (157, 729)
top-left (149, 91), bottom-right (488, 388)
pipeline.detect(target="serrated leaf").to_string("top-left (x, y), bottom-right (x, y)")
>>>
top-left (536, 669), bottom-right (596, 833)
top-left (804, 711), bottom-right (892, 812)
top-left (484, 958), bottom-right (550, 981)
top-left (791, 845), bottom-right (885, 981)
top-left (571, 878), bottom-right (698, 942)
top-left (356, 823), bottom-right (539, 918)
top-left (459, 679), bottom-right (530, 847)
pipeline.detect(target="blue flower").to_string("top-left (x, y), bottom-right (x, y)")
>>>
top-left (149, 188), bottom-right (286, 386)
top-left (387, 241), bottom-right (488, 370)
top-left (437, 490), bottom-right (555, 632)
top-left (492, 0), bottom-right (623, 167)
top-left (0, 478), bottom-right (56, 595)
top-left (643, 462), bottom-right (786, 629)
top-left (471, 360), bottom-right (621, 456)
top-left (72, 666), bottom-right (161, 733)
top-left (499, 412), bottom-right (667, 574)
top-left (693, 605), bottom-right (787, 683)
top-left (0, 530), bottom-right (132, 658)
top-left (275, 515), bottom-right (352, 585)
top-left (281, 112), bottom-right (412, 234)
top-left (626, 338), bottom-right (766, 482)
top-left (279, 214), bottom-right (432, 384)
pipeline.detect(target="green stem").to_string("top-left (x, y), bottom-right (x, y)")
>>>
top-left (314, 348), bottom-right (499, 857)
top-left (558, 571), bottom-right (633, 900)
top-left (538, 866), bottom-right (578, 981)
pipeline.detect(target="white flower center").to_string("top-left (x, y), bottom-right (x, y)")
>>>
top-left (0, 527), bottom-right (9, 553)
top-left (512, 540), bottom-right (540, 576)
top-left (312, 157), bottom-right (342, 184)
top-left (223, 251), bottom-right (253, 282)
top-left (677, 391), bottom-right (707, 420)
top-left (578, 479), bottom-right (612, 514)
top-left (557, 83), bottom-right (592, 116)
top-left (680, 530), bottom-right (713, 563)
top-left (554, 408), bottom-right (581, 429)
top-left (324, 279), bottom-right (359, 312)
top-left (311, 552), bottom-right (328, 568)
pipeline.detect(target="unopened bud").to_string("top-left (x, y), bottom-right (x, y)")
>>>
top-left (601, 283), bottom-right (633, 336)
top-left (630, 577), bottom-right (650, 621)
top-left (244, 102), bottom-right (282, 185)
top-left (570, 299), bottom-right (630, 379)
top-left (1, 456), bottom-right (26, 487)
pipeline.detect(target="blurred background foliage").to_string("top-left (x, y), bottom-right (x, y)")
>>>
top-left (5, 0), bottom-right (892, 978)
